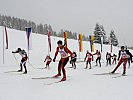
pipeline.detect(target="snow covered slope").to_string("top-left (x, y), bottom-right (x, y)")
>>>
top-left (0, 26), bottom-right (133, 100)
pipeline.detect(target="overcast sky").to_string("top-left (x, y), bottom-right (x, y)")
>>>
top-left (0, 0), bottom-right (133, 46)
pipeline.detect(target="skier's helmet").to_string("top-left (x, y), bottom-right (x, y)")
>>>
top-left (121, 46), bottom-right (125, 49)
top-left (17, 48), bottom-right (21, 51)
top-left (57, 40), bottom-right (63, 45)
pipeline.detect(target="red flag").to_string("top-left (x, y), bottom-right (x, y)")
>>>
top-left (4, 26), bottom-right (8, 49)
top-left (48, 31), bottom-right (51, 52)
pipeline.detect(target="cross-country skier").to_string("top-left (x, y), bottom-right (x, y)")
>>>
top-left (125, 49), bottom-right (133, 68)
top-left (112, 54), bottom-right (117, 64)
top-left (111, 46), bottom-right (129, 75)
top-left (44, 55), bottom-right (52, 69)
top-left (106, 52), bottom-right (112, 66)
top-left (84, 50), bottom-right (93, 69)
top-left (70, 51), bottom-right (77, 69)
top-left (53, 40), bottom-right (73, 81)
top-left (93, 50), bottom-right (101, 67)
top-left (12, 48), bottom-right (28, 74)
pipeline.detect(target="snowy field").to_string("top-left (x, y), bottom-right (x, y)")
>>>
top-left (0, 26), bottom-right (133, 100)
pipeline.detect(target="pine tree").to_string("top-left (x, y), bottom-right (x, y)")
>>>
top-left (37, 24), bottom-right (44, 34)
top-left (93, 23), bottom-right (103, 43)
top-left (93, 23), bottom-right (108, 44)
top-left (100, 25), bottom-right (108, 44)
top-left (47, 24), bottom-right (53, 36)
top-left (110, 30), bottom-right (118, 46)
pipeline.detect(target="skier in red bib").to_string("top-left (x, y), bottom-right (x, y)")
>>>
top-left (93, 50), bottom-right (101, 67)
top-left (44, 55), bottom-right (52, 69)
top-left (111, 46), bottom-right (128, 75)
top-left (84, 50), bottom-right (93, 69)
top-left (53, 40), bottom-right (73, 81)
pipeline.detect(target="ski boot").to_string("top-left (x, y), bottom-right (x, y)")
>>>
top-left (122, 71), bottom-right (126, 76)
top-left (61, 77), bottom-right (66, 81)
top-left (23, 71), bottom-right (27, 74)
top-left (53, 73), bottom-right (61, 78)
top-left (17, 69), bottom-right (22, 72)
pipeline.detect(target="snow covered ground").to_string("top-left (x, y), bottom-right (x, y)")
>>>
top-left (0, 26), bottom-right (133, 100)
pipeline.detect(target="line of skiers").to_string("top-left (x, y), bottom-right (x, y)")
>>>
top-left (12, 40), bottom-right (133, 81)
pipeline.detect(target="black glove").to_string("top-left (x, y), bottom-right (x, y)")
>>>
top-left (53, 57), bottom-right (56, 62)
top-left (53, 59), bottom-right (55, 62)
top-left (12, 51), bottom-right (15, 53)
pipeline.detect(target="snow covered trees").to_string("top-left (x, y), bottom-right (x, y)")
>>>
top-left (93, 23), bottom-right (108, 44)
top-left (0, 14), bottom-right (119, 43)
top-left (93, 23), bottom-right (119, 46)
top-left (0, 14), bottom-right (87, 41)
top-left (110, 30), bottom-right (119, 46)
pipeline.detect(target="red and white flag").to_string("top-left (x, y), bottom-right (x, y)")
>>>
top-left (4, 26), bottom-right (8, 49)
top-left (47, 30), bottom-right (51, 52)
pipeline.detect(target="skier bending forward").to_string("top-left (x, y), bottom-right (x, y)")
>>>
top-left (12, 48), bottom-right (28, 74)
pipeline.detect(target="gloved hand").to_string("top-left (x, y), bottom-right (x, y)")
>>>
top-left (53, 57), bottom-right (56, 62)
top-left (53, 59), bottom-right (55, 62)
top-left (12, 51), bottom-right (14, 53)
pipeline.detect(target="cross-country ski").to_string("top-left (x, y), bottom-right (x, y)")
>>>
top-left (112, 75), bottom-right (128, 78)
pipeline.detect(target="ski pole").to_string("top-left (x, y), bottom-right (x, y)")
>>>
top-left (27, 58), bottom-right (37, 69)
top-left (13, 53), bottom-right (19, 66)
top-left (22, 57), bottom-right (37, 69)
top-left (101, 58), bottom-right (105, 63)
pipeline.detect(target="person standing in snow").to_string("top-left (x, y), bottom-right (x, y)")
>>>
top-left (70, 51), bottom-right (77, 69)
top-left (44, 55), bottom-right (52, 69)
top-left (111, 46), bottom-right (129, 75)
top-left (12, 48), bottom-right (28, 74)
top-left (84, 50), bottom-right (93, 69)
top-left (93, 50), bottom-right (101, 67)
top-left (106, 52), bottom-right (112, 66)
top-left (53, 40), bottom-right (73, 81)
top-left (112, 54), bottom-right (117, 64)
